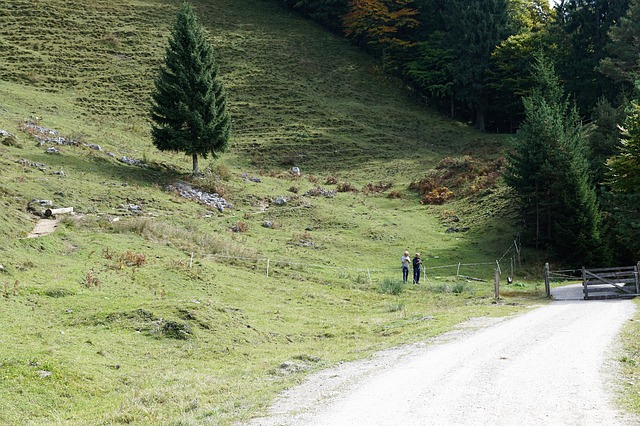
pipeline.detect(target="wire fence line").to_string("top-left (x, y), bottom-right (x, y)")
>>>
top-left (198, 237), bottom-right (522, 283)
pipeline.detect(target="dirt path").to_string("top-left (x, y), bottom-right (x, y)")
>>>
top-left (26, 218), bottom-right (59, 238)
top-left (247, 285), bottom-right (638, 425)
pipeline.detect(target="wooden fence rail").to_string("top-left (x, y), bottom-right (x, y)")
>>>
top-left (544, 262), bottom-right (640, 300)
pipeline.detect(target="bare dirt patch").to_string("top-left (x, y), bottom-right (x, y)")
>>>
top-left (26, 219), bottom-right (60, 238)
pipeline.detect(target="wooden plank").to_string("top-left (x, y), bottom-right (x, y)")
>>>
top-left (584, 271), bottom-right (635, 292)
top-left (583, 271), bottom-right (635, 293)
top-left (586, 266), bottom-right (636, 273)
top-left (584, 270), bottom-right (635, 280)
top-left (584, 284), bottom-right (636, 292)
top-left (585, 273), bottom-right (636, 280)
top-left (583, 287), bottom-right (632, 293)
top-left (584, 278), bottom-right (637, 285)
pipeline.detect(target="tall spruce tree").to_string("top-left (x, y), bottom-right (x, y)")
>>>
top-left (443, 0), bottom-right (510, 130)
top-left (552, 0), bottom-right (630, 113)
top-left (605, 98), bottom-right (640, 262)
top-left (150, 4), bottom-right (230, 175)
top-left (598, 0), bottom-right (640, 88)
top-left (504, 55), bottom-right (603, 265)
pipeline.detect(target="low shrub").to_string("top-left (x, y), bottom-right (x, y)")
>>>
top-left (420, 187), bottom-right (454, 205)
top-left (337, 182), bottom-right (358, 193)
top-left (362, 181), bottom-right (393, 194)
top-left (379, 277), bottom-right (404, 295)
top-left (387, 190), bottom-right (403, 199)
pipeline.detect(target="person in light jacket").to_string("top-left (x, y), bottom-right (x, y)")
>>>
top-left (401, 251), bottom-right (411, 283)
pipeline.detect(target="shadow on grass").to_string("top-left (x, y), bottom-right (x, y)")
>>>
top-left (28, 151), bottom-right (184, 188)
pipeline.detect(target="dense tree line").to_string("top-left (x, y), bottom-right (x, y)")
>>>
top-left (278, 0), bottom-right (640, 265)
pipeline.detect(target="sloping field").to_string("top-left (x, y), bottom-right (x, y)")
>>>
top-left (0, 1), bottom-right (533, 424)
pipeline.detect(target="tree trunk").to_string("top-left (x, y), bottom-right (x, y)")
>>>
top-left (192, 153), bottom-right (199, 175)
top-left (450, 94), bottom-right (455, 119)
top-left (475, 108), bottom-right (485, 131)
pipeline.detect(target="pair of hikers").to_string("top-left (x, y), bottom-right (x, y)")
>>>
top-left (401, 251), bottom-right (422, 284)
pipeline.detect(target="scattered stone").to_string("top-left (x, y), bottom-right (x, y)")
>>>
top-left (36, 370), bottom-right (52, 378)
top-left (288, 239), bottom-right (314, 248)
top-left (0, 264), bottom-right (5, 273)
top-left (274, 196), bottom-right (287, 206)
top-left (119, 156), bottom-right (144, 166)
top-left (277, 360), bottom-right (310, 375)
top-left (32, 199), bottom-right (53, 207)
top-left (262, 220), bottom-right (273, 229)
top-left (126, 204), bottom-right (142, 213)
top-left (304, 187), bottom-right (336, 198)
top-left (446, 227), bottom-right (459, 233)
top-left (52, 170), bottom-right (65, 176)
top-left (86, 144), bottom-right (102, 151)
top-left (166, 182), bottom-right (233, 212)
top-left (290, 166), bottom-right (301, 176)
top-left (241, 173), bottom-right (261, 183)
top-left (0, 129), bottom-right (19, 147)
top-left (18, 158), bottom-right (47, 171)
top-left (45, 147), bottom-right (60, 154)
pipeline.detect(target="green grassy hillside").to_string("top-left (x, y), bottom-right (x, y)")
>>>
top-left (0, 0), bottom-right (542, 424)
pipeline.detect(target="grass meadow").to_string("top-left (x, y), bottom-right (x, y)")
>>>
top-left (1, 0), bottom-right (628, 424)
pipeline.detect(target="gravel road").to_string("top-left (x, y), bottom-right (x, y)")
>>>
top-left (247, 285), bottom-right (639, 426)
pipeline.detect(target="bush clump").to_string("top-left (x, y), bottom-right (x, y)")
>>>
top-left (379, 277), bottom-right (404, 295)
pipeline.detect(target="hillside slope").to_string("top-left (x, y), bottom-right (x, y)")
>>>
top-left (0, 0), bottom-right (528, 424)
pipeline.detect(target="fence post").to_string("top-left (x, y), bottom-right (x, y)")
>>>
top-left (636, 261), bottom-right (640, 295)
top-left (494, 268), bottom-right (500, 300)
top-left (189, 252), bottom-right (194, 269)
top-left (266, 258), bottom-right (270, 278)
top-left (510, 257), bottom-right (514, 279)
top-left (582, 266), bottom-right (587, 300)
top-left (544, 263), bottom-right (550, 298)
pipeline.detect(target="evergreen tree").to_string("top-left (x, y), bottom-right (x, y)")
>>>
top-left (609, 100), bottom-right (640, 193)
top-left (504, 55), bottom-right (603, 265)
top-left (551, 0), bottom-right (630, 113)
top-left (603, 98), bottom-right (640, 263)
top-left (150, 4), bottom-right (230, 175)
top-left (598, 0), bottom-right (640, 88)
top-left (587, 98), bottom-right (625, 189)
top-left (443, 0), bottom-right (511, 131)
top-left (486, 0), bottom-right (553, 132)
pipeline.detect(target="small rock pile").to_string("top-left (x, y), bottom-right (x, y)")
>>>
top-left (241, 172), bottom-right (261, 183)
top-left (20, 121), bottom-right (80, 147)
top-left (20, 120), bottom-right (145, 166)
top-left (304, 186), bottom-right (336, 198)
top-left (167, 182), bottom-right (233, 212)
top-left (17, 158), bottom-right (47, 171)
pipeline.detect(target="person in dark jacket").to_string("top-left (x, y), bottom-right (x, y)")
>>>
top-left (412, 253), bottom-right (422, 284)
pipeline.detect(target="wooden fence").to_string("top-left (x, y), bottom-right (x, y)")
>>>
top-left (544, 262), bottom-right (640, 300)
top-left (582, 265), bottom-right (640, 300)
